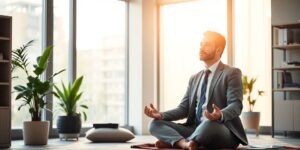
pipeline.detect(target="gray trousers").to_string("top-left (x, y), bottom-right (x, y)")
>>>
top-left (149, 119), bottom-right (240, 149)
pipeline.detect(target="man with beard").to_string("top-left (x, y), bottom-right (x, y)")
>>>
top-left (144, 31), bottom-right (248, 150)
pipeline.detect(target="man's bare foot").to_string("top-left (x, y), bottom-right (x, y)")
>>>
top-left (186, 140), bottom-right (198, 150)
top-left (175, 139), bottom-right (198, 150)
top-left (155, 140), bottom-right (172, 148)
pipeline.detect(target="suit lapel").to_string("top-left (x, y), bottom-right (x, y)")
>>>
top-left (207, 62), bottom-right (224, 102)
top-left (190, 71), bottom-right (203, 108)
top-left (187, 71), bottom-right (203, 124)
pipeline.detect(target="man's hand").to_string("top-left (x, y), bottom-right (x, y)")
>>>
top-left (144, 103), bottom-right (162, 119)
top-left (204, 104), bottom-right (222, 121)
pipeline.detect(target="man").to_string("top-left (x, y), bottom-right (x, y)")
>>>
top-left (144, 31), bottom-right (248, 150)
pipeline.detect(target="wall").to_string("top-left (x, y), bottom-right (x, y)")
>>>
top-left (128, 0), bottom-right (158, 135)
top-left (271, 0), bottom-right (300, 24)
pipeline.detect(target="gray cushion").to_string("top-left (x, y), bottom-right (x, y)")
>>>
top-left (86, 128), bottom-right (135, 142)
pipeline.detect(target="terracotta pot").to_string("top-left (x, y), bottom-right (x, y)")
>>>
top-left (241, 112), bottom-right (260, 136)
top-left (23, 121), bottom-right (49, 145)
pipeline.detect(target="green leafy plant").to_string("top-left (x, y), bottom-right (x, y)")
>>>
top-left (12, 40), bottom-right (65, 121)
top-left (242, 75), bottom-right (265, 112)
top-left (53, 76), bottom-right (88, 121)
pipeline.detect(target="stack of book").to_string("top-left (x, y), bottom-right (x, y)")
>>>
top-left (273, 28), bottom-right (300, 45)
top-left (277, 71), bottom-right (300, 88)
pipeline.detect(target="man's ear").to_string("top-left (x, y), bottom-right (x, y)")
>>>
top-left (216, 47), bottom-right (222, 54)
top-left (216, 47), bottom-right (223, 57)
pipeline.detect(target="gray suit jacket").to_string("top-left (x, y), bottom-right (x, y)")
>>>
top-left (161, 62), bottom-right (248, 145)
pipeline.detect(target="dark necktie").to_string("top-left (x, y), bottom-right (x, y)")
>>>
top-left (196, 69), bottom-right (211, 124)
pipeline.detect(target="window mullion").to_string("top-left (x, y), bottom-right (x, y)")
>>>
top-left (69, 0), bottom-right (77, 82)
top-left (42, 0), bottom-right (54, 132)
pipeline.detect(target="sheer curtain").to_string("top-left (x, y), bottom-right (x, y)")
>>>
top-left (159, 0), bottom-right (228, 114)
top-left (233, 0), bottom-right (271, 126)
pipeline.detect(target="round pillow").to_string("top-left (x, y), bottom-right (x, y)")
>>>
top-left (86, 128), bottom-right (135, 142)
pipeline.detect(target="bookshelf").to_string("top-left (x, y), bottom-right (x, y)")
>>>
top-left (272, 22), bottom-right (300, 137)
top-left (272, 44), bottom-right (300, 50)
top-left (0, 15), bottom-right (11, 148)
top-left (273, 66), bottom-right (300, 70)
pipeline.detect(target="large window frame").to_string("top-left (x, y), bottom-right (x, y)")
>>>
top-left (11, 0), bottom-right (129, 139)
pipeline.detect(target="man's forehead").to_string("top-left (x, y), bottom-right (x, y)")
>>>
top-left (201, 35), bottom-right (215, 41)
top-left (201, 37), bottom-right (214, 44)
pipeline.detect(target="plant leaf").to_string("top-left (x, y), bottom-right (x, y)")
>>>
top-left (80, 104), bottom-right (88, 109)
top-left (33, 45), bottom-right (53, 75)
top-left (82, 112), bottom-right (87, 121)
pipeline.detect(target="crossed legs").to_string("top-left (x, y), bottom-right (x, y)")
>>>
top-left (149, 119), bottom-right (240, 149)
top-left (188, 120), bottom-right (239, 148)
top-left (149, 119), bottom-right (195, 147)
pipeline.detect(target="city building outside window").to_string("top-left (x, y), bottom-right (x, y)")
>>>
top-left (77, 0), bottom-right (127, 126)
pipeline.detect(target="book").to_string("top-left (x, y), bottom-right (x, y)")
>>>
top-left (277, 28), bottom-right (293, 45)
top-left (283, 71), bottom-right (293, 85)
top-left (273, 28), bottom-right (279, 45)
top-left (277, 72), bottom-right (283, 88)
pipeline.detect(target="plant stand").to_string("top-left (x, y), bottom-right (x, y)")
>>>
top-left (59, 133), bottom-right (79, 141)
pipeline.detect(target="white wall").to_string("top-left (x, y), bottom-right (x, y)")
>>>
top-left (271, 0), bottom-right (300, 24)
top-left (128, 0), bottom-right (158, 135)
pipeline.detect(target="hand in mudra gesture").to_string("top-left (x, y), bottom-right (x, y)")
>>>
top-left (144, 103), bottom-right (162, 119)
top-left (204, 104), bottom-right (222, 121)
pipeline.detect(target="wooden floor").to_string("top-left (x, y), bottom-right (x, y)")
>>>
top-left (9, 134), bottom-right (300, 150)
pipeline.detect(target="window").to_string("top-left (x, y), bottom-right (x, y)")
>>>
top-left (77, 0), bottom-right (127, 125)
top-left (1, 0), bottom-right (128, 138)
top-left (0, 0), bottom-right (42, 128)
top-left (159, 0), bottom-right (228, 112)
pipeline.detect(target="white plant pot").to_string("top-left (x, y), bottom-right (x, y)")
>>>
top-left (23, 121), bottom-right (49, 145)
top-left (241, 112), bottom-right (260, 136)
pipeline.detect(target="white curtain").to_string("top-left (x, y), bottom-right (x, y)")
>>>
top-left (233, 0), bottom-right (272, 126)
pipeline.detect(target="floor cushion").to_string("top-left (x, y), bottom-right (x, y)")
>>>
top-left (86, 127), bottom-right (135, 142)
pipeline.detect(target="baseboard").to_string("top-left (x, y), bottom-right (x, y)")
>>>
top-left (245, 126), bottom-right (300, 137)
top-left (245, 126), bottom-right (272, 135)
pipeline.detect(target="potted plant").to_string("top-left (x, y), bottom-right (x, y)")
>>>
top-left (12, 40), bottom-right (64, 145)
top-left (53, 76), bottom-right (88, 140)
top-left (241, 75), bottom-right (264, 136)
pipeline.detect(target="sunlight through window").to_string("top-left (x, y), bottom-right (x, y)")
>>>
top-left (159, 0), bottom-right (228, 112)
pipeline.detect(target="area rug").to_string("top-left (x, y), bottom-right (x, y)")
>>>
top-left (130, 143), bottom-right (181, 150)
top-left (131, 143), bottom-right (300, 150)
